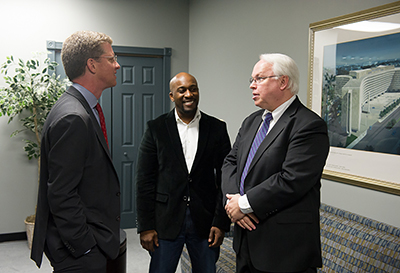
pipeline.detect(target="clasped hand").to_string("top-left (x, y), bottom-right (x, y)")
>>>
top-left (225, 194), bottom-right (259, 231)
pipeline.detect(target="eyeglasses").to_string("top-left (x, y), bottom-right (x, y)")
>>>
top-left (92, 55), bottom-right (118, 62)
top-left (249, 75), bottom-right (280, 84)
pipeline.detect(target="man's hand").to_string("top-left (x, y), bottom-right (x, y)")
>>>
top-left (225, 194), bottom-right (245, 222)
top-left (140, 229), bottom-right (159, 252)
top-left (236, 213), bottom-right (259, 231)
top-left (225, 194), bottom-right (259, 231)
top-left (208, 226), bottom-right (225, 248)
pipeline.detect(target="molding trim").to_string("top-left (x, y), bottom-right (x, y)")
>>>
top-left (0, 232), bottom-right (26, 243)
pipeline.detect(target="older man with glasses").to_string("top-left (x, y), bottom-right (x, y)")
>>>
top-left (222, 53), bottom-right (329, 273)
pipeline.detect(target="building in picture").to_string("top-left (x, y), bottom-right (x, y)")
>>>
top-left (340, 66), bottom-right (400, 135)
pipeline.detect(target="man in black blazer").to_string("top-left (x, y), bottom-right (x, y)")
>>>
top-left (31, 31), bottom-right (121, 273)
top-left (136, 72), bottom-right (231, 273)
top-left (222, 53), bottom-right (329, 273)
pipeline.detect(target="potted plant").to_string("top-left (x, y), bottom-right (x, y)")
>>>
top-left (0, 54), bottom-right (69, 248)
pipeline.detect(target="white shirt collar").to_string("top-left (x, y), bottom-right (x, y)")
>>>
top-left (174, 108), bottom-right (201, 125)
top-left (263, 95), bottom-right (296, 122)
top-left (174, 108), bottom-right (201, 173)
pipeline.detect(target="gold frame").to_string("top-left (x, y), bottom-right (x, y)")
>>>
top-left (307, 1), bottom-right (400, 196)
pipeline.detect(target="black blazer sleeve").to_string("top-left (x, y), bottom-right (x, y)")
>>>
top-left (45, 114), bottom-right (98, 255)
top-left (136, 119), bottom-right (159, 233)
top-left (209, 119), bottom-right (232, 231)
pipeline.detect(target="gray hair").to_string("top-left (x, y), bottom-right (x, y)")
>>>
top-left (61, 30), bottom-right (113, 81)
top-left (259, 53), bottom-right (299, 95)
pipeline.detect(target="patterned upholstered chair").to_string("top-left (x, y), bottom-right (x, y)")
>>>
top-left (181, 203), bottom-right (400, 272)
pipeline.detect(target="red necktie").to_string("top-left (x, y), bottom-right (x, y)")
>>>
top-left (95, 103), bottom-right (109, 147)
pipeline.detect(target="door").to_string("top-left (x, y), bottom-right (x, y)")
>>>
top-left (110, 54), bottom-right (166, 228)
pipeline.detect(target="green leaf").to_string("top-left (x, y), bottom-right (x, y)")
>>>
top-left (1, 53), bottom-right (67, 161)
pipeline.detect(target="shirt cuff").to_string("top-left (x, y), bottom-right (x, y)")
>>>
top-left (239, 194), bottom-right (253, 214)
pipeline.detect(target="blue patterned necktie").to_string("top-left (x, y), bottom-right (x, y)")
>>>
top-left (240, 112), bottom-right (273, 195)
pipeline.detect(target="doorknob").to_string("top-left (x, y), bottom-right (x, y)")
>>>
top-left (124, 152), bottom-right (128, 156)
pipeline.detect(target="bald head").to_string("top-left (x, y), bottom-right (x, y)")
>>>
top-left (169, 72), bottom-right (198, 91)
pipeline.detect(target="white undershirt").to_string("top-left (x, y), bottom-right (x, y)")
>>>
top-left (175, 108), bottom-right (201, 173)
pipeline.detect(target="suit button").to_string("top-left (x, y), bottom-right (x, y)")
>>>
top-left (116, 192), bottom-right (121, 197)
top-left (183, 196), bottom-right (190, 206)
top-left (188, 176), bottom-right (192, 183)
top-left (116, 216), bottom-right (121, 221)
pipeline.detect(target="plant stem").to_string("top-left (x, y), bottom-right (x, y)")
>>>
top-left (33, 105), bottom-right (41, 186)
top-left (32, 105), bottom-right (41, 146)
top-left (37, 156), bottom-right (40, 187)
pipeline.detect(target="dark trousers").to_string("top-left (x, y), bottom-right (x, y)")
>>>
top-left (46, 245), bottom-right (107, 273)
top-left (236, 232), bottom-right (317, 273)
top-left (149, 208), bottom-right (219, 273)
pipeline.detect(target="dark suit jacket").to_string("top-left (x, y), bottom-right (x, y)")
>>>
top-left (222, 97), bottom-right (329, 272)
top-left (31, 86), bottom-right (120, 267)
top-left (136, 109), bottom-right (231, 240)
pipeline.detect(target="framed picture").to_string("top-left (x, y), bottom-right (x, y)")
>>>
top-left (307, 1), bottom-right (400, 195)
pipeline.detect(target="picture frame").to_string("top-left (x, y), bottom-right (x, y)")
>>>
top-left (307, 1), bottom-right (400, 195)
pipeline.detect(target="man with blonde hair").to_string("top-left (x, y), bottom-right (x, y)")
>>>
top-left (31, 30), bottom-right (121, 273)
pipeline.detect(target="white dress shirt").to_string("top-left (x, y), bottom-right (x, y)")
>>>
top-left (175, 108), bottom-right (201, 173)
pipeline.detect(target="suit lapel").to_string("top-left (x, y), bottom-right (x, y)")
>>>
top-left (66, 87), bottom-right (112, 159)
top-left (246, 97), bottom-right (300, 175)
top-left (165, 110), bottom-right (189, 173)
top-left (191, 112), bottom-right (208, 173)
top-left (238, 111), bottom-right (263, 175)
